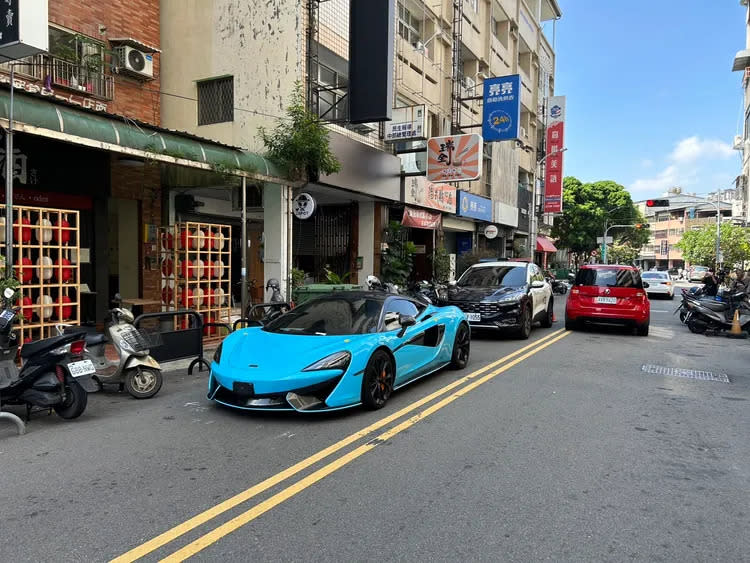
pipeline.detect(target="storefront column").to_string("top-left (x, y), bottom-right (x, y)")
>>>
top-left (263, 183), bottom-right (291, 299)
top-left (358, 201), bottom-right (375, 280)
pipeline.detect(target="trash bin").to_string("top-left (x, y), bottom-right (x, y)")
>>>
top-left (293, 284), bottom-right (364, 305)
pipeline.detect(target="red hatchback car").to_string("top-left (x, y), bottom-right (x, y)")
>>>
top-left (565, 265), bottom-right (651, 336)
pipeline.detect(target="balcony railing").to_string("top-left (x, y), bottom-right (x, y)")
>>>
top-left (2, 53), bottom-right (114, 100)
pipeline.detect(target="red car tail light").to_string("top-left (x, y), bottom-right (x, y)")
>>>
top-left (70, 340), bottom-right (86, 356)
top-left (571, 288), bottom-right (580, 295)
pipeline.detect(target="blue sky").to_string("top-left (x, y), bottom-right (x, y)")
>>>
top-left (547, 0), bottom-right (746, 200)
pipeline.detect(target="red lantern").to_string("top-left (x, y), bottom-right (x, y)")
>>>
top-left (22, 296), bottom-right (32, 322)
top-left (162, 286), bottom-right (174, 305)
top-left (162, 231), bottom-right (174, 250)
top-left (179, 259), bottom-right (192, 279)
top-left (53, 218), bottom-right (71, 244)
top-left (178, 287), bottom-right (193, 308)
top-left (162, 258), bottom-right (174, 277)
top-left (14, 217), bottom-right (31, 243)
top-left (58, 295), bottom-right (73, 319)
top-left (54, 258), bottom-right (73, 282)
top-left (203, 314), bottom-right (216, 336)
top-left (204, 286), bottom-right (214, 307)
top-left (15, 257), bottom-right (32, 283)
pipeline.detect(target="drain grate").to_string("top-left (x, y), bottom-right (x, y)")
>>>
top-left (641, 364), bottom-right (730, 383)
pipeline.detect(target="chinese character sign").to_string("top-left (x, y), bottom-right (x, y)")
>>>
top-left (456, 191), bottom-right (492, 222)
top-left (482, 75), bottom-right (521, 142)
top-left (403, 176), bottom-right (456, 213)
top-left (543, 96), bottom-right (566, 214)
top-left (427, 134), bottom-right (483, 182)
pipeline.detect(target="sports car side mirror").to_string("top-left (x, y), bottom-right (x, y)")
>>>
top-left (397, 314), bottom-right (417, 337)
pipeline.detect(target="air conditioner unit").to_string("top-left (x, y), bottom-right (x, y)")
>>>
top-left (462, 76), bottom-right (476, 91)
top-left (114, 45), bottom-right (154, 79)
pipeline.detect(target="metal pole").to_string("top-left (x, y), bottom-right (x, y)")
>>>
top-left (5, 64), bottom-right (14, 278)
top-left (240, 176), bottom-right (248, 317)
top-left (602, 221), bottom-right (608, 265)
top-left (715, 191), bottom-right (721, 270)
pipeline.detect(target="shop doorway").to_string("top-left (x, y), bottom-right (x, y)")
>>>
top-left (108, 198), bottom-right (140, 302)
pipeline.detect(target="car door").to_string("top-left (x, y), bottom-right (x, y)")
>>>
top-left (529, 265), bottom-right (547, 318)
top-left (382, 298), bottom-right (441, 386)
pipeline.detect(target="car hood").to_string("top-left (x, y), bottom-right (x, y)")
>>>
top-left (448, 286), bottom-right (525, 302)
top-left (222, 327), bottom-right (367, 376)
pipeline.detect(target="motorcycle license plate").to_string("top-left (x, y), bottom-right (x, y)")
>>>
top-left (466, 313), bottom-right (481, 322)
top-left (0, 310), bottom-right (14, 321)
top-left (68, 360), bottom-right (95, 377)
top-left (595, 297), bottom-right (617, 305)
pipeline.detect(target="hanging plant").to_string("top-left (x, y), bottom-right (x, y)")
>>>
top-left (258, 82), bottom-right (342, 182)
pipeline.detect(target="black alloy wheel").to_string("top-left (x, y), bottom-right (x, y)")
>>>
top-left (540, 297), bottom-right (554, 328)
top-left (362, 350), bottom-right (395, 410)
top-left (53, 379), bottom-right (88, 419)
top-left (517, 303), bottom-right (532, 339)
top-left (450, 323), bottom-right (471, 370)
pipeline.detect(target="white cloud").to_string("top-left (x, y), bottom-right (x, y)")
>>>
top-left (628, 136), bottom-right (736, 196)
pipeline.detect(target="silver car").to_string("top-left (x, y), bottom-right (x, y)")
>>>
top-left (641, 271), bottom-right (674, 299)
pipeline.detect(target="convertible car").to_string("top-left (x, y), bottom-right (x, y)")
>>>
top-left (208, 291), bottom-right (470, 412)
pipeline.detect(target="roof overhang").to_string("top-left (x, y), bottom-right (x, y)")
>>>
top-left (108, 38), bottom-right (161, 53)
top-left (540, 0), bottom-right (562, 21)
top-left (732, 49), bottom-right (750, 71)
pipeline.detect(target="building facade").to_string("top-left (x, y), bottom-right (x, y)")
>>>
top-left (159, 0), bottom-right (562, 289)
top-left (733, 0), bottom-right (750, 224)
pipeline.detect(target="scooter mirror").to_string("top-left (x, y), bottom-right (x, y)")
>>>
top-left (3, 287), bottom-right (14, 299)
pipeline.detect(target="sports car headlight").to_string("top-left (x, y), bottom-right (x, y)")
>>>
top-left (213, 343), bottom-right (223, 364)
top-left (302, 351), bottom-right (351, 372)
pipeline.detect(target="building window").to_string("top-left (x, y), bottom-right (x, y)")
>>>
top-left (316, 63), bottom-right (348, 121)
top-left (197, 76), bottom-right (234, 125)
top-left (398, 2), bottom-right (422, 46)
top-left (483, 144), bottom-right (492, 197)
top-left (465, 0), bottom-right (479, 13)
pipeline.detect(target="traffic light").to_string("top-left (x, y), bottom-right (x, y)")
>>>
top-left (635, 223), bottom-right (650, 229)
top-left (646, 199), bottom-right (669, 207)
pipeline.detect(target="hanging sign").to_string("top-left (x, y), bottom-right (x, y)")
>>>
top-left (0, 0), bottom-right (48, 62)
top-left (292, 192), bottom-right (316, 220)
top-left (456, 191), bottom-right (492, 222)
top-left (484, 225), bottom-right (499, 239)
top-left (403, 176), bottom-right (456, 213)
top-left (401, 206), bottom-right (441, 230)
top-left (427, 134), bottom-right (482, 183)
top-left (543, 96), bottom-right (566, 214)
top-left (385, 105), bottom-right (426, 142)
top-left (482, 74), bottom-right (521, 142)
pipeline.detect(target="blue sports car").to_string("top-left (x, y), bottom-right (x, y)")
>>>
top-left (208, 291), bottom-right (470, 412)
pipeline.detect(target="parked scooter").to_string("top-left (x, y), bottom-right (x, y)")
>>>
top-left (243, 279), bottom-right (292, 326)
top-left (366, 275), bottom-right (399, 294)
top-left (0, 287), bottom-right (96, 420)
top-left (58, 302), bottom-right (163, 399)
top-left (683, 290), bottom-right (750, 334)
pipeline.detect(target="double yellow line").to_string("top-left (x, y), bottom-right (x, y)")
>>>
top-left (113, 328), bottom-right (569, 563)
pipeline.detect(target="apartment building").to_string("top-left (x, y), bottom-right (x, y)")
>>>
top-left (636, 195), bottom-right (732, 270)
top-left (733, 0), bottom-right (750, 223)
top-left (159, 0), bottom-right (562, 287)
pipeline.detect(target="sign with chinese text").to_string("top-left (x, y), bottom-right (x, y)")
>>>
top-left (482, 75), bottom-right (521, 142)
top-left (0, 73), bottom-right (109, 112)
top-left (0, 0), bottom-right (48, 62)
top-left (385, 105), bottom-right (426, 143)
top-left (403, 176), bottom-right (456, 213)
top-left (401, 206), bottom-right (441, 230)
top-left (427, 134), bottom-right (482, 182)
top-left (456, 191), bottom-right (492, 222)
top-left (543, 95), bottom-right (566, 214)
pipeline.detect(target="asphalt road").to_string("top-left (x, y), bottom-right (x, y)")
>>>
top-left (1, 289), bottom-right (748, 562)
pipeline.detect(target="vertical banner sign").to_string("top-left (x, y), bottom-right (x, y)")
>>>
top-left (482, 74), bottom-right (521, 142)
top-left (543, 96), bottom-right (566, 213)
top-left (426, 134), bottom-right (483, 182)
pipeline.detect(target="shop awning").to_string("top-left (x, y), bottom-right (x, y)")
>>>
top-left (0, 89), bottom-right (289, 184)
top-left (536, 236), bottom-right (557, 253)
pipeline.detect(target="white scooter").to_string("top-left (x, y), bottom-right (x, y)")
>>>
top-left (57, 306), bottom-right (163, 399)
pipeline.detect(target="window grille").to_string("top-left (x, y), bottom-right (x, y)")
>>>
top-left (197, 76), bottom-right (234, 125)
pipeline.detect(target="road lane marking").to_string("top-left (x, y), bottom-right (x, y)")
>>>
top-left (112, 329), bottom-right (565, 563)
top-left (159, 331), bottom-right (571, 562)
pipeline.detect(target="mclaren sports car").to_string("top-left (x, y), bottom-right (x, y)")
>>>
top-left (208, 291), bottom-right (470, 412)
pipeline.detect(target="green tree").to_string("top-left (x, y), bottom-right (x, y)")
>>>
top-left (676, 223), bottom-right (750, 267)
top-left (258, 82), bottom-right (342, 182)
top-left (381, 221), bottom-right (417, 286)
top-left (607, 242), bottom-right (640, 265)
top-left (551, 177), bottom-right (649, 262)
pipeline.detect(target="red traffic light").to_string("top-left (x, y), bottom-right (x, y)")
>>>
top-left (646, 199), bottom-right (669, 207)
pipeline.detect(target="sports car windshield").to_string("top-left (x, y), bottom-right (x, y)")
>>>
top-left (263, 296), bottom-right (383, 336)
top-left (458, 266), bottom-right (526, 288)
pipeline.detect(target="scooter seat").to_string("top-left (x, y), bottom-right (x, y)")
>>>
top-left (20, 332), bottom-right (86, 360)
top-left (85, 333), bottom-right (107, 346)
top-left (701, 300), bottom-right (729, 312)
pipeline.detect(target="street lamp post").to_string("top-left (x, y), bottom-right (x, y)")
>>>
top-left (531, 147), bottom-right (567, 262)
top-left (601, 203), bottom-right (632, 265)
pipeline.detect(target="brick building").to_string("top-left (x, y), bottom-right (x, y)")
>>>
top-left (0, 0), bottom-right (286, 337)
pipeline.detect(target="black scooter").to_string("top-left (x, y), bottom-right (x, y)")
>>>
top-left (0, 288), bottom-right (97, 421)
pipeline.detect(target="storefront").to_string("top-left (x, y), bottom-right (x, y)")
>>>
top-left (535, 235), bottom-right (558, 268)
top-left (451, 190), bottom-right (493, 257)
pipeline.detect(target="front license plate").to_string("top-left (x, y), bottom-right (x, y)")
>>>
top-left (594, 297), bottom-right (617, 305)
top-left (466, 313), bottom-right (481, 322)
top-left (68, 360), bottom-right (95, 377)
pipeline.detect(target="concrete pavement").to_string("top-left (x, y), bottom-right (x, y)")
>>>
top-left (1, 296), bottom-right (748, 562)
